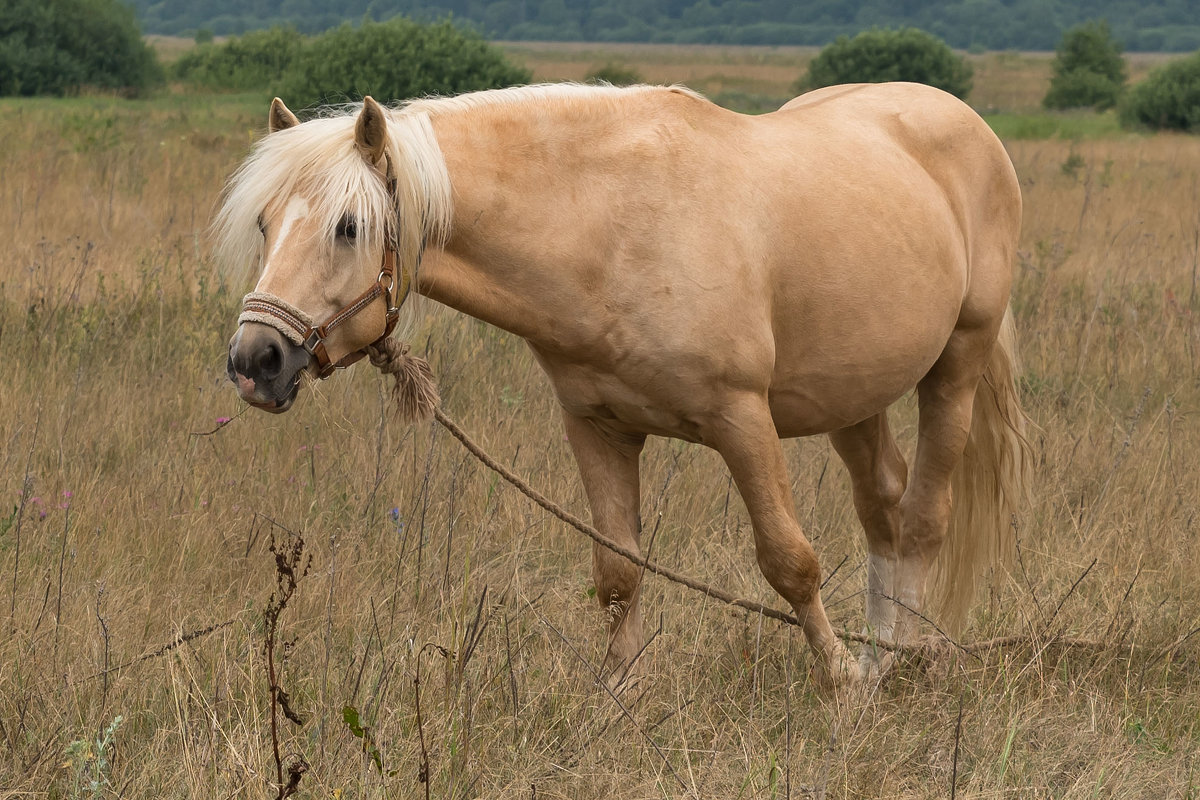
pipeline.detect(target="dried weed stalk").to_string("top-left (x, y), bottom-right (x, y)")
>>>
top-left (263, 521), bottom-right (312, 799)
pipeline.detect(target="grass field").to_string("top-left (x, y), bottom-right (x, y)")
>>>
top-left (2, 45), bottom-right (1200, 798)
top-left (498, 42), bottom-right (1179, 114)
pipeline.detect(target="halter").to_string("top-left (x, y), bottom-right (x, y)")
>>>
top-left (237, 176), bottom-right (413, 379)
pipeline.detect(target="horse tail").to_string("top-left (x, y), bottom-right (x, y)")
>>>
top-left (930, 306), bottom-right (1035, 633)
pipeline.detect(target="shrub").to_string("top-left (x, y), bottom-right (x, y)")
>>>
top-left (0, 0), bottom-right (162, 96)
top-left (1043, 20), bottom-right (1126, 110)
top-left (585, 62), bottom-right (643, 86)
top-left (171, 27), bottom-right (304, 91)
top-left (797, 27), bottom-right (973, 100)
top-left (1120, 51), bottom-right (1200, 132)
top-left (276, 18), bottom-right (531, 108)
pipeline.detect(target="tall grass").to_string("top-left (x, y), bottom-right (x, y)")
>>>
top-left (1, 84), bottom-right (1199, 797)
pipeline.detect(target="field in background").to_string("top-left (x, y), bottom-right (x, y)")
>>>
top-left (2, 45), bottom-right (1200, 798)
top-left (152, 35), bottom-right (1183, 116)
top-left (512, 42), bottom-right (1181, 115)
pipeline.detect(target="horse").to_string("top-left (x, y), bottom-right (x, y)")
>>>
top-left (217, 82), bottom-right (1032, 688)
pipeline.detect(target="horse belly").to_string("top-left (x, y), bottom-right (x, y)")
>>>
top-left (530, 349), bottom-right (712, 442)
top-left (767, 314), bottom-right (955, 438)
top-left (760, 185), bottom-right (969, 435)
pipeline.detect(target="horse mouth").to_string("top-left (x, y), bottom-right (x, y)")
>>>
top-left (247, 392), bottom-right (295, 413)
top-left (244, 376), bottom-right (300, 413)
top-left (228, 354), bottom-right (303, 414)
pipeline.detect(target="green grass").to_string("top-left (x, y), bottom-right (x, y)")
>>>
top-left (983, 109), bottom-right (1128, 140)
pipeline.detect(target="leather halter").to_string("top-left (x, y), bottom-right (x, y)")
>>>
top-left (239, 165), bottom-right (414, 379)
top-left (240, 246), bottom-right (411, 378)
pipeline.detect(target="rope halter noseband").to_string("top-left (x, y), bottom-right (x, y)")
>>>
top-left (237, 176), bottom-right (413, 379)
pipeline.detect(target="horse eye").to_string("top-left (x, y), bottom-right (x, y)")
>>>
top-left (336, 214), bottom-right (357, 241)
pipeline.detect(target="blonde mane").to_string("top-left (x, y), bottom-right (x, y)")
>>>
top-left (213, 103), bottom-right (453, 286)
top-left (403, 81), bottom-right (702, 116)
top-left (213, 83), bottom-right (703, 284)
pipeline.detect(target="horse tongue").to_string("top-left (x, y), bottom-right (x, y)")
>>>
top-left (235, 372), bottom-right (257, 397)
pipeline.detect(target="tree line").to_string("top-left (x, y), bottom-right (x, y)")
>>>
top-left (132, 0), bottom-right (1200, 52)
top-left (4, 0), bottom-right (1199, 132)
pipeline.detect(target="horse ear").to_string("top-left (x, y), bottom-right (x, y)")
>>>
top-left (355, 96), bottom-right (388, 166)
top-left (269, 97), bottom-right (300, 133)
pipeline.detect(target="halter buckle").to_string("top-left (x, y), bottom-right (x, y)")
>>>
top-left (302, 328), bottom-right (324, 356)
top-left (378, 268), bottom-right (394, 295)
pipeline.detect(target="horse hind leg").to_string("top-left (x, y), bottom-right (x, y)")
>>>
top-left (893, 324), bottom-right (996, 644)
top-left (561, 412), bottom-right (647, 688)
top-left (712, 394), bottom-right (858, 688)
top-left (828, 412), bottom-right (908, 669)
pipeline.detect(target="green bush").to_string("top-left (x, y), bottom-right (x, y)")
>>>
top-left (1120, 51), bottom-right (1200, 132)
top-left (0, 0), bottom-right (162, 96)
top-left (172, 27), bottom-right (303, 91)
top-left (585, 62), bottom-right (643, 86)
top-left (1043, 20), bottom-right (1126, 110)
top-left (797, 27), bottom-right (973, 100)
top-left (276, 18), bottom-right (531, 107)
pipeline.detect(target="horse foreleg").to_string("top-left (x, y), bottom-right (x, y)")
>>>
top-left (829, 413), bottom-right (908, 668)
top-left (713, 395), bottom-right (859, 688)
top-left (561, 411), bottom-right (647, 687)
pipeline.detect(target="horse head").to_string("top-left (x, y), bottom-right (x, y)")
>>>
top-left (223, 96), bottom-right (408, 412)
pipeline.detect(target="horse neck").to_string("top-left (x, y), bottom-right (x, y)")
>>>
top-left (416, 88), bottom-right (698, 343)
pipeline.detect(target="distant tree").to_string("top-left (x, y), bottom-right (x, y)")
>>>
top-left (1043, 20), bottom-right (1126, 110)
top-left (172, 26), bottom-right (304, 90)
top-left (798, 27), bottom-right (973, 99)
top-left (276, 18), bottom-right (532, 106)
top-left (1120, 51), bottom-right (1200, 132)
top-left (0, 0), bottom-right (162, 96)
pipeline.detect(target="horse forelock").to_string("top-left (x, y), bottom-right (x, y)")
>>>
top-left (213, 107), bottom-right (452, 287)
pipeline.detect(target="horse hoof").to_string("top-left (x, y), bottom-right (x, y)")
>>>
top-left (812, 643), bottom-right (862, 691)
top-left (859, 649), bottom-right (896, 683)
top-left (602, 653), bottom-right (645, 695)
top-left (604, 668), bottom-right (642, 696)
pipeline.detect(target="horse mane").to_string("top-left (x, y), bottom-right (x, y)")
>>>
top-left (213, 83), bottom-right (703, 284)
top-left (402, 81), bottom-right (704, 117)
top-left (212, 103), bottom-right (452, 287)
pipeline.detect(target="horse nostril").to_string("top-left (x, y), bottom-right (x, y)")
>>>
top-left (254, 341), bottom-right (284, 380)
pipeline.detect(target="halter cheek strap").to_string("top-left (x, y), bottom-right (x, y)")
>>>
top-left (238, 245), bottom-right (412, 379)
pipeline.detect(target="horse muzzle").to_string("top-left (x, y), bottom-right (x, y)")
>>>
top-left (227, 322), bottom-right (311, 413)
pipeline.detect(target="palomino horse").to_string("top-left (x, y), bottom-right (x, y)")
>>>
top-left (219, 82), bottom-right (1032, 687)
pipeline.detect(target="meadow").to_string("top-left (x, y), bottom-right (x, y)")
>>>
top-left (1, 46), bottom-right (1199, 798)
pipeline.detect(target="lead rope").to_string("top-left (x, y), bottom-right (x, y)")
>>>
top-left (367, 339), bottom-right (1122, 659)
top-left (367, 338), bottom-right (440, 422)
top-left (365, 339), bottom-right (826, 628)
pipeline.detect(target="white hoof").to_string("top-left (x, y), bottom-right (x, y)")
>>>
top-left (859, 648), bottom-right (896, 683)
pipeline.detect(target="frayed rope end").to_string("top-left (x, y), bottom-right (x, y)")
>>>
top-left (366, 338), bottom-right (440, 424)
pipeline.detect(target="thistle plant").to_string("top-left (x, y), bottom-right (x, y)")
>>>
top-left (63, 716), bottom-right (123, 800)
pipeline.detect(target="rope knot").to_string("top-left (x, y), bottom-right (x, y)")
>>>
top-left (366, 337), bottom-right (440, 424)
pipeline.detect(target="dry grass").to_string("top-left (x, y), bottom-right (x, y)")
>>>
top-left (2, 67), bottom-right (1200, 798)
top-left (504, 43), bottom-right (1184, 113)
